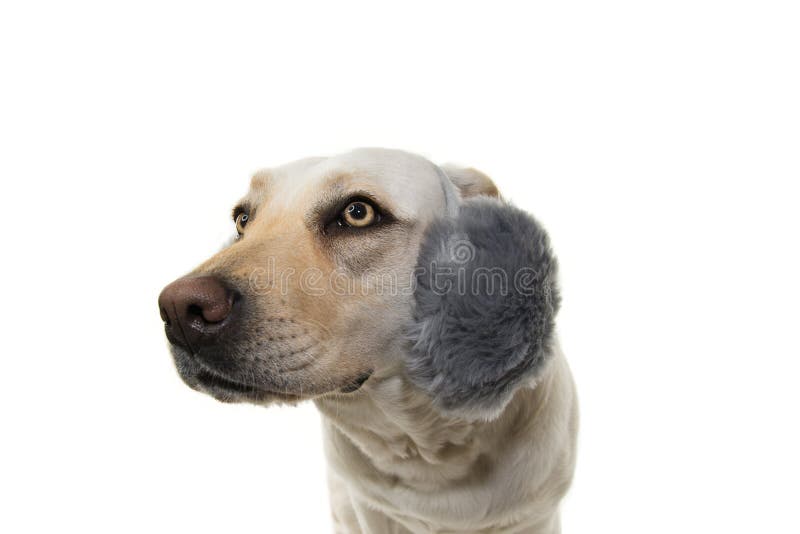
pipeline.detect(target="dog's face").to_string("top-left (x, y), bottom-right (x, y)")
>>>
top-left (159, 149), bottom-right (498, 404)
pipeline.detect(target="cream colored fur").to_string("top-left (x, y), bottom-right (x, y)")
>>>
top-left (315, 341), bottom-right (577, 534)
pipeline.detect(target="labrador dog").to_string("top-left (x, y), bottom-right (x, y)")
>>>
top-left (158, 148), bottom-right (578, 533)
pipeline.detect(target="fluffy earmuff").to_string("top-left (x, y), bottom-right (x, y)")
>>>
top-left (406, 197), bottom-right (560, 420)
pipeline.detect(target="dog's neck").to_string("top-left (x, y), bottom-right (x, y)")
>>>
top-left (313, 347), bottom-right (575, 533)
top-left (314, 354), bottom-right (565, 491)
top-left (316, 370), bottom-right (483, 487)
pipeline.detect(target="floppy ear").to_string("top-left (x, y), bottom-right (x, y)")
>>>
top-left (441, 164), bottom-right (500, 199)
top-left (405, 197), bottom-right (560, 420)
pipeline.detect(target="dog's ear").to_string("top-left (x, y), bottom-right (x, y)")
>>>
top-left (441, 165), bottom-right (500, 199)
top-left (406, 197), bottom-right (560, 421)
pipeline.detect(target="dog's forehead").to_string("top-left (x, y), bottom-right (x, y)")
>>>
top-left (245, 149), bottom-right (451, 221)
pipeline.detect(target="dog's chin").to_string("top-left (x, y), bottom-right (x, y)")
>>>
top-left (192, 370), bottom-right (305, 405)
top-left (169, 346), bottom-right (371, 406)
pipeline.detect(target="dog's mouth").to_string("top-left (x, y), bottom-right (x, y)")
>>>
top-left (339, 371), bottom-right (373, 393)
top-left (170, 344), bottom-right (372, 404)
top-left (193, 369), bottom-right (302, 403)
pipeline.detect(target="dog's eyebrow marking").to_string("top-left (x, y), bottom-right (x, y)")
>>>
top-left (308, 173), bottom-right (406, 222)
top-left (250, 171), bottom-right (271, 189)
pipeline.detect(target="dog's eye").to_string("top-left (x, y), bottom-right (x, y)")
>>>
top-left (340, 201), bottom-right (378, 228)
top-left (235, 212), bottom-right (249, 235)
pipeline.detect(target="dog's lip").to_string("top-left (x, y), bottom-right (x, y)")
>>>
top-left (194, 370), bottom-right (301, 401)
top-left (339, 371), bottom-right (373, 393)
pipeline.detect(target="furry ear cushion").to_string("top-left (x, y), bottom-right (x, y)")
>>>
top-left (405, 197), bottom-right (560, 420)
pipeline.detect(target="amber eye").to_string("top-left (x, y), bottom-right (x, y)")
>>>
top-left (235, 212), bottom-right (249, 235)
top-left (341, 201), bottom-right (377, 228)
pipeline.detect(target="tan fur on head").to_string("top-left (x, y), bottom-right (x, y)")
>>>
top-left (442, 164), bottom-right (501, 199)
top-left (181, 150), bottom-right (450, 401)
top-left (162, 148), bottom-right (577, 533)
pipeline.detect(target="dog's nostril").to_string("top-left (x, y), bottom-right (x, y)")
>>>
top-left (192, 297), bottom-right (233, 324)
top-left (187, 303), bottom-right (203, 319)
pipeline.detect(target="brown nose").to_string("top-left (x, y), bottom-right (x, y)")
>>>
top-left (158, 276), bottom-right (237, 352)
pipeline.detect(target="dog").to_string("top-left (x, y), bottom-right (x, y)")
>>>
top-left (158, 148), bottom-right (578, 533)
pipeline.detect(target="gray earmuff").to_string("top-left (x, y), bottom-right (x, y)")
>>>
top-left (405, 197), bottom-right (560, 420)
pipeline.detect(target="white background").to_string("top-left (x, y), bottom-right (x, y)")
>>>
top-left (1, 1), bottom-right (798, 533)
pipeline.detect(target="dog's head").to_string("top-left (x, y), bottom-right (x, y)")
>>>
top-left (159, 148), bottom-right (559, 419)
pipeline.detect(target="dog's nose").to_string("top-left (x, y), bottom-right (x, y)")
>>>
top-left (158, 276), bottom-right (237, 351)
